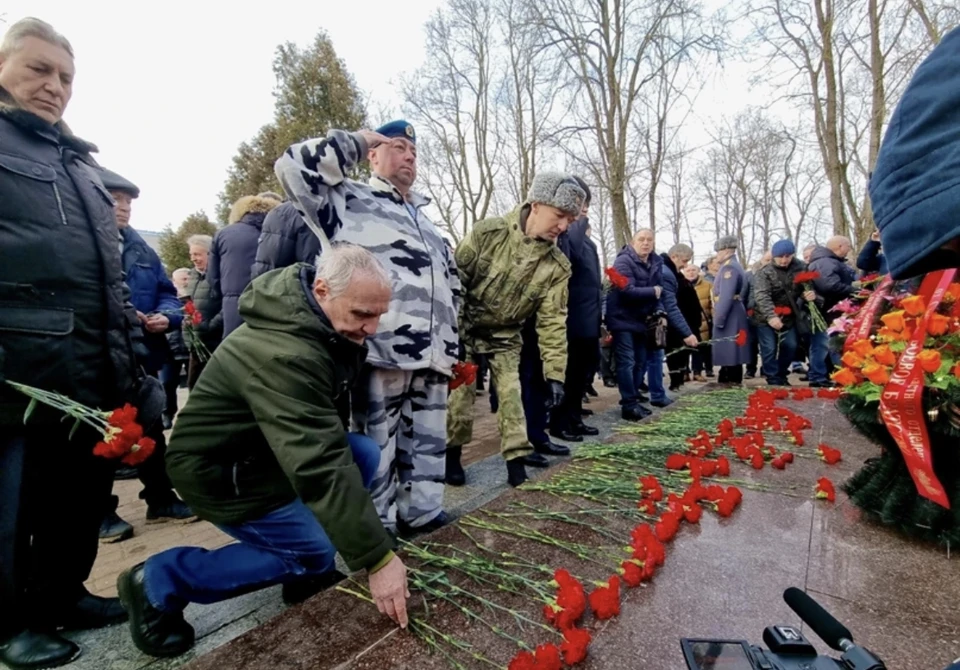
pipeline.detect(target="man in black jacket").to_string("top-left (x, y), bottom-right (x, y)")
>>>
top-left (0, 18), bottom-right (160, 669)
top-left (550, 179), bottom-right (603, 439)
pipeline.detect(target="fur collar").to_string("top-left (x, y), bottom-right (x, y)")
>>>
top-left (0, 85), bottom-right (98, 154)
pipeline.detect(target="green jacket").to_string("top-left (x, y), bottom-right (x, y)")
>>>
top-left (455, 206), bottom-right (571, 381)
top-left (752, 257), bottom-right (813, 329)
top-left (165, 263), bottom-right (393, 572)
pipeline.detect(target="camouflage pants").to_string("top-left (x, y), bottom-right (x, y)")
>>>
top-left (353, 368), bottom-right (447, 531)
top-left (447, 348), bottom-right (533, 462)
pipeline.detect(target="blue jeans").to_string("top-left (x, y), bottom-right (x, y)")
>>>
top-left (757, 325), bottom-right (798, 385)
top-left (143, 433), bottom-right (380, 613)
top-left (645, 348), bottom-right (667, 402)
top-left (808, 331), bottom-right (830, 384)
top-left (613, 330), bottom-right (648, 410)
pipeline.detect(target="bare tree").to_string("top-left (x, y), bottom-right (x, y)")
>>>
top-left (530, 0), bottom-right (716, 249)
top-left (401, 0), bottom-right (501, 242)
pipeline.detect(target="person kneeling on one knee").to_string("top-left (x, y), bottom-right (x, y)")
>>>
top-left (118, 244), bottom-right (411, 658)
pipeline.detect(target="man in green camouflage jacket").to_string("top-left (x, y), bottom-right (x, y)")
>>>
top-left (446, 173), bottom-right (585, 487)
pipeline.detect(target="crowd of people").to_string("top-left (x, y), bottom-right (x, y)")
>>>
top-left (0, 14), bottom-right (942, 670)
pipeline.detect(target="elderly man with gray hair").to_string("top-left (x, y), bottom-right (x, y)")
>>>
top-left (0, 17), bottom-right (166, 668)
top-left (184, 234), bottom-right (223, 388)
top-left (118, 245), bottom-right (413, 658)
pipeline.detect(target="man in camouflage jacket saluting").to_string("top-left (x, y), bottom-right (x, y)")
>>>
top-left (446, 173), bottom-right (585, 487)
top-left (275, 121), bottom-right (460, 537)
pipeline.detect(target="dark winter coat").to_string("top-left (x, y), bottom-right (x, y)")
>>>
top-left (604, 245), bottom-right (662, 333)
top-left (186, 269), bottom-right (223, 351)
top-left (660, 254), bottom-right (699, 345)
top-left (208, 195), bottom-right (280, 336)
top-left (557, 217), bottom-right (602, 339)
top-left (855, 240), bottom-right (888, 276)
top-left (751, 258), bottom-right (810, 331)
top-left (808, 246), bottom-right (856, 313)
top-left (166, 264), bottom-right (392, 572)
top-left (0, 86), bottom-right (141, 424)
top-left (121, 226), bottom-right (182, 371)
top-left (250, 201), bottom-right (321, 280)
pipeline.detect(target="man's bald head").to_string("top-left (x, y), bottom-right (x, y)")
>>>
top-left (826, 236), bottom-right (852, 259)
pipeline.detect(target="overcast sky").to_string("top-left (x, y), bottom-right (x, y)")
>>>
top-left (4, 0), bottom-right (771, 243)
top-left (3, 0), bottom-right (441, 231)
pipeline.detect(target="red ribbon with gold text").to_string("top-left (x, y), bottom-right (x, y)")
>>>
top-left (844, 275), bottom-right (894, 352)
top-left (879, 269), bottom-right (954, 509)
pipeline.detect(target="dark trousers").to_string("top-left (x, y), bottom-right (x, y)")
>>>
top-left (666, 346), bottom-right (691, 390)
top-left (519, 321), bottom-right (550, 446)
top-left (124, 366), bottom-right (177, 508)
top-left (551, 336), bottom-right (599, 432)
top-left (746, 323), bottom-right (760, 376)
top-left (1, 423), bottom-right (115, 636)
top-left (612, 330), bottom-right (649, 410)
top-left (757, 325), bottom-right (799, 385)
top-left (718, 365), bottom-right (743, 384)
top-left (691, 345), bottom-right (712, 376)
top-left (600, 345), bottom-right (616, 383)
top-left (160, 358), bottom-right (186, 417)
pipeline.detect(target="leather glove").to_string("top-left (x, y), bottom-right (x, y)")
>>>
top-left (545, 380), bottom-right (565, 410)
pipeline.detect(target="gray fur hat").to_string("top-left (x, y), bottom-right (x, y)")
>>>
top-left (714, 235), bottom-right (738, 252)
top-left (526, 172), bottom-right (586, 216)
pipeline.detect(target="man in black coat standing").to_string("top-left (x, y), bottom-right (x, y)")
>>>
top-left (550, 178), bottom-right (602, 439)
top-left (0, 18), bottom-right (162, 668)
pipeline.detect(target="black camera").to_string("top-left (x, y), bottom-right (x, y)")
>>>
top-left (680, 588), bottom-right (886, 670)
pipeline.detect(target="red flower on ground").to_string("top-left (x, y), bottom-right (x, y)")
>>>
top-left (815, 477), bottom-right (836, 502)
top-left (533, 644), bottom-right (563, 670)
top-left (639, 475), bottom-right (664, 501)
top-left (771, 455), bottom-right (787, 470)
top-left (817, 444), bottom-right (842, 465)
top-left (750, 451), bottom-right (765, 470)
top-left (621, 560), bottom-right (643, 587)
top-left (637, 498), bottom-right (657, 514)
top-left (561, 628), bottom-right (592, 665)
top-left (588, 577), bottom-right (621, 620)
top-left (604, 267), bottom-right (629, 290)
top-left (508, 650), bottom-right (537, 670)
top-left (546, 569), bottom-right (587, 630)
top-left (654, 512), bottom-right (682, 542)
top-left (736, 329), bottom-right (748, 346)
top-left (665, 454), bottom-right (688, 470)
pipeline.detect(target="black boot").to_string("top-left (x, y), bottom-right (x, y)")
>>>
top-left (533, 440), bottom-right (570, 456)
top-left (622, 406), bottom-right (652, 421)
top-left (56, 592), bottom-right (128, 630)
top-left (523, 452), bottom-right (550, 468)
top-left (0, 631), bottom-right (80, 669)
top-left (445, 445), bottom-right (466, 486)
top-left (117, 563), bottom-right (195, 658)
top-left (282, 570), bottom-right (347, 605)
top-left (145, 498), bottom-right (197, 524)
top-left (571, 422), bottom-right (599, 437)
top-left (100, 510), bottom-right (134, 543)
top-left (398, 511), bottom-right (452, 538)
top-left (506, 458), bottom-right (528, 487)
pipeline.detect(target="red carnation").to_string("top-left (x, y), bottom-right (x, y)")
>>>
top-left (750, 451), bottom-right (765, 470)
top-left (793, 270), bottom-right (821, 284)
top-left (561, 627), bottom-right (592, 665)
top-left (665, 454), bottom-right (688, 470)
top-left (588, 576), bottom-right (621, 620)
top-left (817, 444), bottom-right (842, 465)
top-left (716, 455), bottom-right (731, 476)
top-left (533, 644), bottom-right (563, 670)
top-left (637, 498), bottom-right (657, 514)
top-left (735, 329), bottom-right (748, 346)
top-left (621, 560), bottom-right (643, 587)
top-left (815, 477), bottom-right (836, 502)
top-left (639, 475), bottom-right (664, 501)
top-left (771, 455), bottom-right (787, 470)
top-left (604, 267), bottom-right (629, 290)
top-left (122, 437), bottom-right (156, 466)
top-left (508, 650), bottom-right (536, 670)
top-left (654, 512), bottom-right (681, 542)
top-left (107, 403), bottom-right (138, 427)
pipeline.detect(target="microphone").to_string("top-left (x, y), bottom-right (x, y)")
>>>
top-left (783, 587), bottom-right (853, 652)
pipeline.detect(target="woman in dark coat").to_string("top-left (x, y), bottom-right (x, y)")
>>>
top-left (711, 236), bottom-right (750, 384)
top-left (207, 194), bottom-right (281, 337)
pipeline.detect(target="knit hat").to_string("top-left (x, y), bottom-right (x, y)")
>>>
top-left (98, 167), bottom-right (140, 198)
top-left (714, 235), bottom-right (738, 252)
top-left (526, 172), bottom-right (586, 217)
top-left (771, 239), bottom-right (796, 258)
top-left (869, 27), bottom-right (960, 279)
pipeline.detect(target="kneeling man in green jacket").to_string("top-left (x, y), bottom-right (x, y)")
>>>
top-left (117, 244), bottom-right (409, 658)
